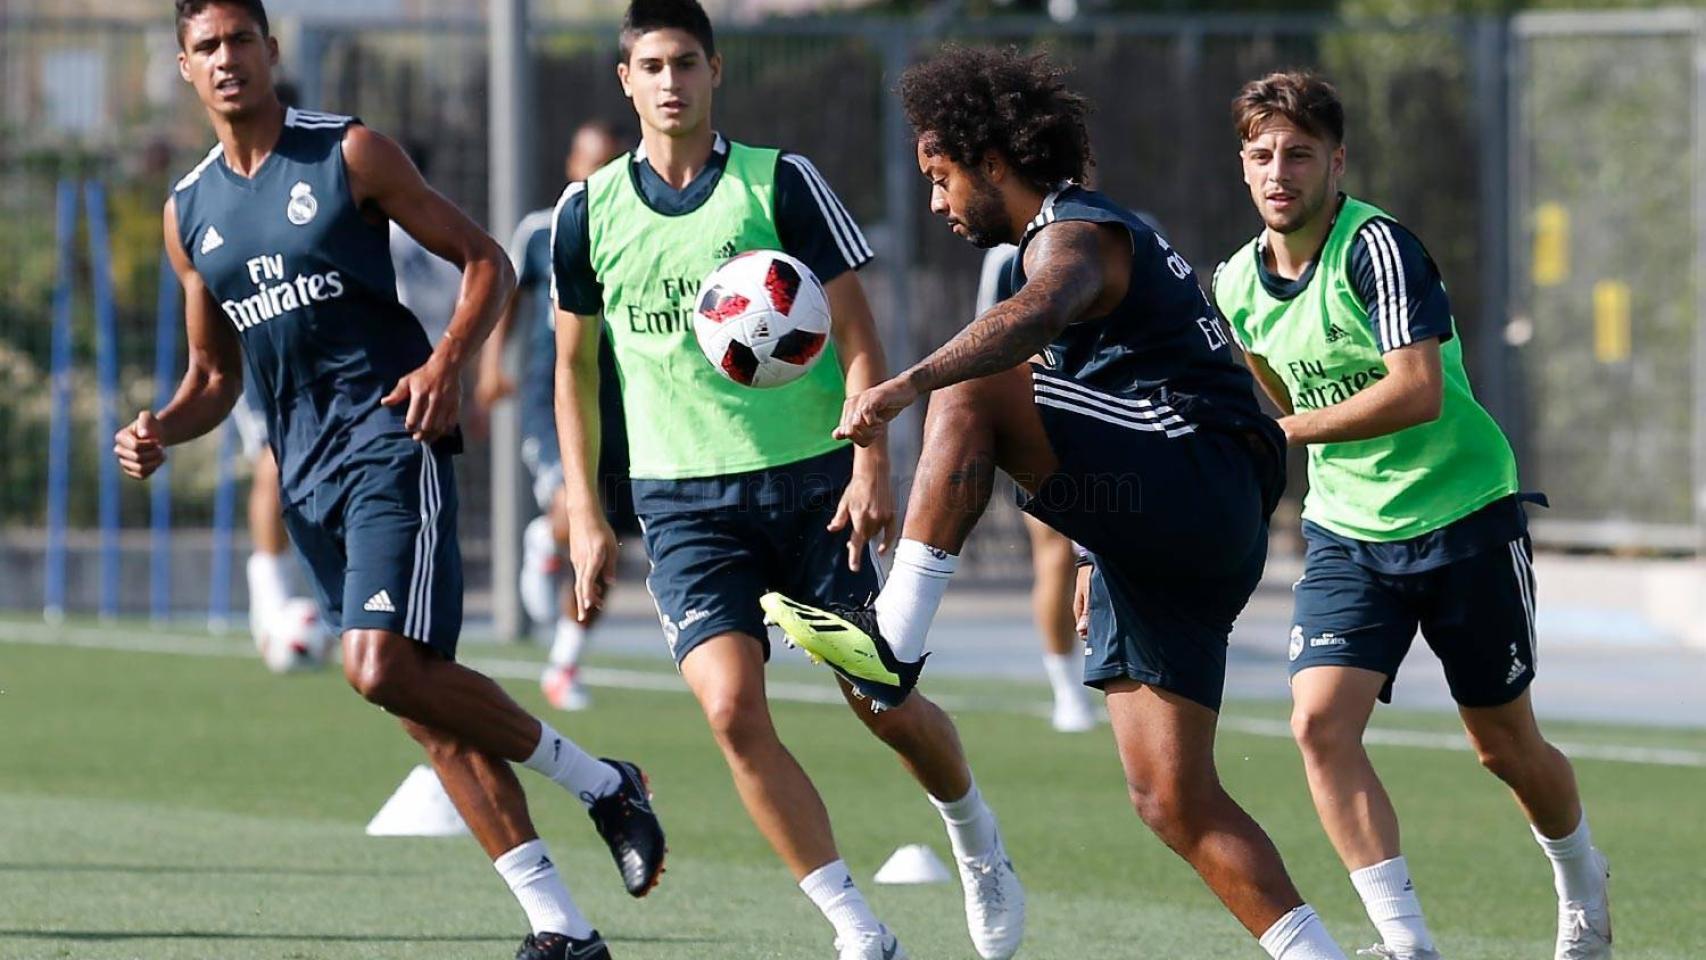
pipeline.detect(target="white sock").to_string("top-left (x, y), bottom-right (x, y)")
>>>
top-left (548, 618), bottom-right (589, 668)
top-left (493, 840), bottom-right (595, 938)
top-left (1042, 652), bottom-right (1083, 700)
top-left (521, 721), bottom-right (621, 805)
top-left (1533, 814), bottom-right (1604, 903)
top-left (1349, 856), bottom-right (1434, 952)
top-left (874, 539), bottom-right (958, 662)
top-left (929, 779), bottom-right (999, 861)
top-left (799, 859), bottom-right (882, 943)
top-left (246, 551), bottom-right (291, 624)
top-left (1259, 904), bottom-right (1348, 960)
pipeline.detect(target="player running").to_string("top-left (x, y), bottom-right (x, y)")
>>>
top-left (763, 45), bottom-right (1355, 960)
top-left (1211, 71), bottom-right (1612, 960)
top-left (478, 120), bottom-right (630, 711)
top-left (552, 4), bottom-right (1023, 958)
top-left (115, 4), bottom-right (664, 958)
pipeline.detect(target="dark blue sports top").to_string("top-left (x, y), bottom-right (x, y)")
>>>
top-left (1011, 185), bottom-right (1282, 453)
top-left (172, 108), bottom-right (455, 505)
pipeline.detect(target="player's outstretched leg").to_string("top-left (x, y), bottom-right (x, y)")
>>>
top-left (1459, 691), bottom-right (1611, 959)
top-left (762, 364), bottom-right (1052, 709)
top-left (401, 718), bottom-right (611, 959)
top-left (343, 629), bottom-right (666, 897)
top-left (679, 634), bottom-right (907, 959)
top-left (1290, 666), bottom-right (1442, 959)
top-left (836, 679), bottom-right (1026, 960)
top-left (1108, 681), bottom-right (1349, 960)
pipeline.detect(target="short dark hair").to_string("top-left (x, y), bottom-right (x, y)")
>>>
top-left (898, 45), bottom-right (1093, 193)
top-left (620, 0), bottom-right (716, 61)
top-left (175, 0), bottom-right (270, 47)
top-left (1232, 71), bottom-right (1344, 145)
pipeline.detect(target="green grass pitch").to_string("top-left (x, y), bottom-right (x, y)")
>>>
top-left (1, 623), bottom-right (1703, 959)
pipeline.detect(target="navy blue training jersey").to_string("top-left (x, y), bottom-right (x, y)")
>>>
top-left (172, 108), bottom-right (453, 504)
top-left (1013, 185), bottom-right (1277, 443)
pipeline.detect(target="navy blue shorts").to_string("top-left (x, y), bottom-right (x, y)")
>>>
top-left (636, 446), bottom-right (880, 666)
top-left (1290, 530), bottom-right (1538, 708)
top-left (282, 443), bottom-right (463, 658)
top-left (1021, 368), bottom-right (1284, 712)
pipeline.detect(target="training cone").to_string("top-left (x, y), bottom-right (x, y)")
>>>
top-left (365, 764), bottom-right (470, 837)
top-left (873, 843), bottom-right (952, 885)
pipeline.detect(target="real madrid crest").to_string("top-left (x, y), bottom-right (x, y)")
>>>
top-left (287, 181), bottom-right (318, 226)
top-left (1288, 625), bottom-right (1304, 662)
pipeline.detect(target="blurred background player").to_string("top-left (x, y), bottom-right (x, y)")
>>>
top-left (116, 4), bottom-right (665, 957)
top-left (1214, 71), bottom-right (1611, 960)
top-left (551, 4), bottom-right (1024, 958)
top-left (478, 120), bottom-right (630, 711)
top-left (974, 243), bottom-right (1095, 733)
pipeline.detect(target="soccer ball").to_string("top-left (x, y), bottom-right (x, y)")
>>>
top-left (259, 597), bottom-right (333, 674)
top-left (694, 250), bottom-right (832, 388)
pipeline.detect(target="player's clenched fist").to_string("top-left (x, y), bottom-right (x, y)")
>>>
top-left (114, 410), bottom-right (167, 480)
top-left (833, 377), bottom-right (918, 447)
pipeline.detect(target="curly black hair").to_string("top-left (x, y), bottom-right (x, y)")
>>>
top-left (898, 44), bottom-right (1093, 192)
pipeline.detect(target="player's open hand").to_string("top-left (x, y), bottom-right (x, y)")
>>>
top-left (383, 355), bottom-right (462, 443)
top-left (829, 452), bottom-right (897, 572)
top-left (114, 410), bottom-right (167, 480)
top-left (835, 378), bottom-right (918, 447)
top-left (566, 508), bottom-right (619, 621)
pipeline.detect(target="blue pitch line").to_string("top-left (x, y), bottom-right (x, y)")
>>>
top-left (2, 619), bottom-right (1704, 770)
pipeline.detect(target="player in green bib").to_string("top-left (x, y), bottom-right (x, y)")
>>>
top-left (549, 3), bottom-right (1024, 958)
top-left (1213, 72), bottom-right (1612, 960)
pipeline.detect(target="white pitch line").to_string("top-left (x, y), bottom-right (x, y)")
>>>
top-left (5, 621), bottom-right (1706, 769)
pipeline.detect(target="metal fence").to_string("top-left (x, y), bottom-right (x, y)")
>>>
top-left (1, 10), bottom-right (1700, 621)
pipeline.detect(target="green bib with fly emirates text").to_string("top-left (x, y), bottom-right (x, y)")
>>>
top-left (1215, 196), bottom-right (1517, 541)
top-left (585, 142), bottom-right (846, 480)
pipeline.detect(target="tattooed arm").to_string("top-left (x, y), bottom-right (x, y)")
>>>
top-left (908, 221), bottom-right (1111, 393)
top-left (833, 220), bottom-right (1127, 446)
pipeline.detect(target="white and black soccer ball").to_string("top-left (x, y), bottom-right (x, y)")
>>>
top-left (259, 597), bottom-right (333, 674)
top-left (693, 250), bottom-right (832, 388)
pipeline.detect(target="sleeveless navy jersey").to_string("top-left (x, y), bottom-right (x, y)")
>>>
top-left (172, 108), bottom-right (452, 504)
top-left (1012, 186), bottom-right (1276, 443)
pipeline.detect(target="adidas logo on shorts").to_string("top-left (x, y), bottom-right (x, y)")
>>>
top-left (364, 590), bottom-right (396, 613)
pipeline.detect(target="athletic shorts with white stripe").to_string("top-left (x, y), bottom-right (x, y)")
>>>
top-left (1020, 366), bottom-right (1286, 712)
top-left (1289, 526), bottom-right (1538, 708)
top-left (281, 443), bottom-right (463, 657)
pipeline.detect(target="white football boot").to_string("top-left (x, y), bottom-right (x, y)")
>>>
top-left (1555, 850), bottom-right (1613, 960)
top-left (834, 925), bottom-right (908, 960)
top-left (955, 830), bottom-right (1026, 959)
top-left (1357, 946), bottom-right (1443, 959)
top-left (1050, 687), bottom-right (1097, 732)
top-left (541, 663), bottom-right (591, 711)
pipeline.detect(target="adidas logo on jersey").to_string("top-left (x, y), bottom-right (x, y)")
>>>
top-left (364, 590), bottom-right (396, 613)
top-left (716, 240), bottom-right (738, 259)
top-left (200, 226), bottom-right (224, 254)
top-left (1324, 323), bottom-right (1349, 343)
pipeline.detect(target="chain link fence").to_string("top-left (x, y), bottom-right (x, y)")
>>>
top-left (2, 10), bottom-right (1698, 619)
top-left (1508, 11), bottom-right (1704, 552)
